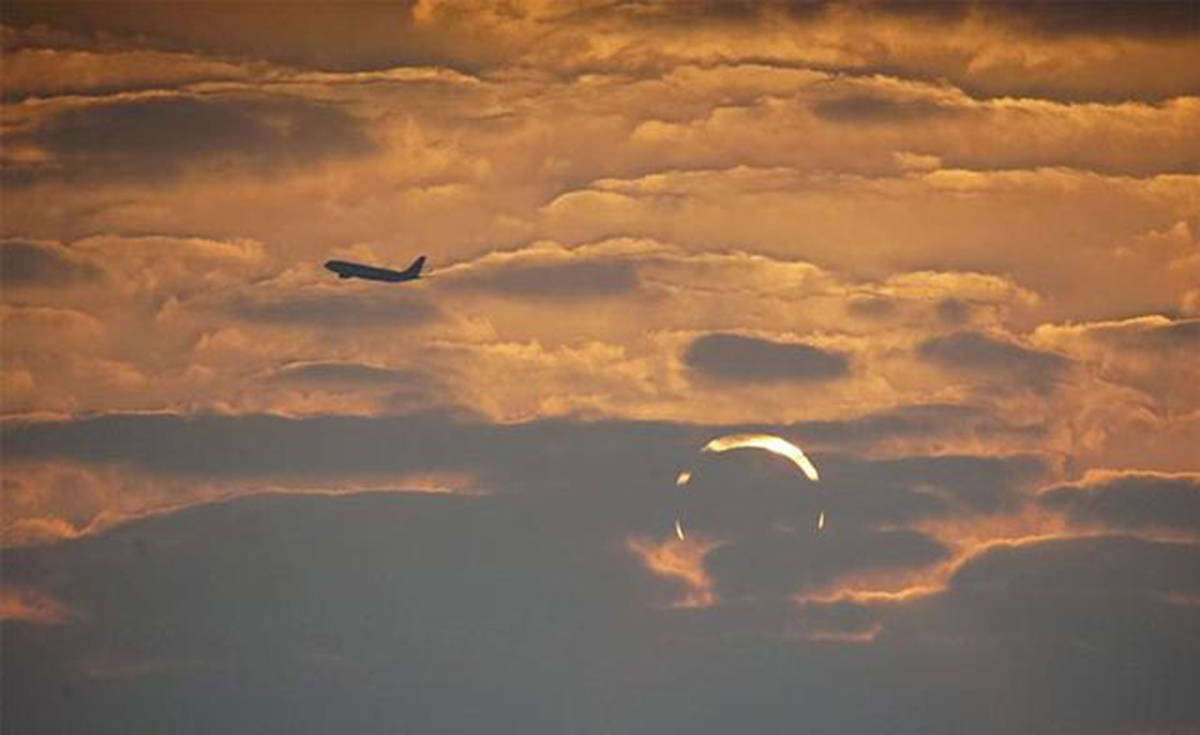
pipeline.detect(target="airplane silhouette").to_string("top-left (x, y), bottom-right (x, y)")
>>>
top-left (325, 256), bottom-right (426, 283)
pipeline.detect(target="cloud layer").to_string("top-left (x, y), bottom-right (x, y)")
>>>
top-left (3, 2), bottom-right (1198, 732)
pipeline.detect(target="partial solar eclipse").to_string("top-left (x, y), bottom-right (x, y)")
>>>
top-left (673, 433), bottom-right (823, 539)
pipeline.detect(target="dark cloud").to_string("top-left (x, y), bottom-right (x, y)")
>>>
top-left (0, 239), bottom-right (101, 289)
top-left (845, 295), bottom-right (895, 318)
top-left (977, 0), bottom-right (1200, 39)
top-left (791, 402), bottom-right (1049, 451)
top-left (706, 527), bottom-right (948, 598)
top-left (5, 491), bottom-right (1199, 734)
top-left (918, 331), bottom-right (1070, 394)
top-left (948, 534), bottom-right (1200, 598)
top-left (0, 413), bottom-right (696, 494)
top-left (812, 94), bottom-right (963, 125)
top-left (856, 0), bottom-right (971, 23)
top-left (1, 411), bottom-right (1046, 534)
top-left (0, 491), bottom-right (668, 735)
top-left (935, 297), bottom-right (971, 325)
top-left (862, 533), bottom-right (1200, 679)
top-left (803, 533), bottom-right (1200, 731)
top-left (848, 1), bottom-right (1199, 39)
top-left (558, 0), bottom-right (810, 27)
top-left (1039, 473), bottom-right (1200, 533)
top-left (232, 290), bottom-right (439, 329)
top-left (909, 532), bottom-right (1200, 729)
top-left (823, 452), bottom-right (1046, 519)
top-left (0, 47), bottom-right (251, 102)
top-left (0, 2), bottom-right (505, 73)
top-left (684, 333), bottom-right (850, 383)
top-left (449, 259), bottom-right (639, 301)
top-left (793, 594), bottom-right (881, 637)
top-left (10, 94), bottom-right (374, 183)
top-left (673, 438), bottom-right (1043, 542)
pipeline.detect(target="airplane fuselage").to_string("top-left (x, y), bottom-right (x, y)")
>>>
top-left (324, 259), bottom-right (422, 283)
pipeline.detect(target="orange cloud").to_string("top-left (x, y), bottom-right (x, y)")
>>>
top-left (0, 586), bottom-right (76, 625)
top-left (0, 47), bottom-right (254, 98)
top-left (626, 535), bottom-right (721, 608)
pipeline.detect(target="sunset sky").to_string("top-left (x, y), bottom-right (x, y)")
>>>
top-left (3, 1), bottom-right (1199, 732)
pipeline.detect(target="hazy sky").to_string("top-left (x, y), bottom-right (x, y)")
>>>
top-left (3, 2), bottom-right (1199, 732)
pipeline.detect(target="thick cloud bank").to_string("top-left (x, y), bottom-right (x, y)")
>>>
top-left (5, 488), bottom-right (1199, 734)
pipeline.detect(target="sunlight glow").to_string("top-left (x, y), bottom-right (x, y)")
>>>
top-left (627, 536), bottom-right (720, 608)
top-left (702, 434), bottom-right (820, 482)
top-left (672, 433), bottom-right (824, 540)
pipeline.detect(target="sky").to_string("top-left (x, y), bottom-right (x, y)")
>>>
top-left (2, 1), bottom-right (1199, 732)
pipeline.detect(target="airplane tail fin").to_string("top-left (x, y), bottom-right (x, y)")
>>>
top-left (405, 255), bottom-right (427, 278)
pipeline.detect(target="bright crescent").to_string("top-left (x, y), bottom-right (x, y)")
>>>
top-left (701, 434), bottom-right (820, 482)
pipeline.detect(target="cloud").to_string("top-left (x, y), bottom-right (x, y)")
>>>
top-left (935, 298), bottom-right (972, 325)
top-left (975, 0), bottom-right (1200, 40)
top-left (0, 232), bottom-right (1187, 468)
top-left (0, 47), bottom-right (255, 100)
top-left (231, 288), bottom-right (440, 329)
top-left (0, 234), bottom-right (266, 302)
top-left (683, 333), bottom-right (850, 383)
top-left (1032, 316), bottom-right (1200, 412)
top-left (0, 304), bottom-right (106, 353)
top-left (844, 295), bottom-right (895, 318)
top-left (1036, 315), bottom-right (1200, 352)
top-left (0, 239), bottom-right (101, 289)
top-left (5, 488), bottom-right (1199, 733)
top-left (0, 412), bottom-right (690, 489)
top-left (1, 5), bottom-right (1198, 732)
top-left (917, 331), bottom-right (1071, 394)
top-left (7, 0), bottom-right (1199, 106)
top-left (0, 410), bottom-right (1052, 549)
top-left (542, 168), bottom-right (1199, 320)
top-left (0, 232), bottom-right (1083, 426)
top-left (790, 402), bottom-right (1049, 454)
top-left (814, 532), bottom-right (1200, 730)
top-left (0, 587), bottom-right (75, 625)
top-left (705, 528), bottom-right (949, 599)
top-left (255, 361), bottom-right (446, 416)
top-left (947, 534), bottom-right (1200, 597)
top-left (266, 361), bottom-right (427, 388)
top-left (442, 253), bottom-right (640, 301)
top-left (8, 93), bottom-right (375, 182)
top-left (422, 1), bottom-right (1200, 101)
top-left (0, 491), bottom-right (667, 733)
top-left (1039, 470), bottom-right (1200, 534)
top-left (1, 2), bottom-right (511, 73)
top-left (812, 94), bottom-right (964, 125)
top-left (828, 452), bottom-right (1047, 518)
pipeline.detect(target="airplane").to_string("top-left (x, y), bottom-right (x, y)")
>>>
top-left (325, 255), bottom-right (426, 283)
